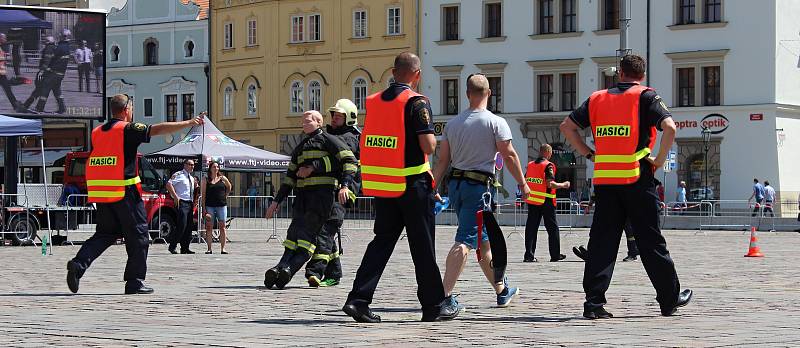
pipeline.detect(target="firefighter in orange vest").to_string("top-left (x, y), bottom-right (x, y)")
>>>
top-left (560, 54), bottom-right (691, 319)
top-left (66, 94), bottom-right (204, 295)
top-left (342, 52), bottom-right (461, 323)
top-left (523, 143), bottom-right (571, 263)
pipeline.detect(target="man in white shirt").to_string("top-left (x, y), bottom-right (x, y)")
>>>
top-left (73, 40), bottom-right (92, 93)
top-left (166, 159), bottom-right (199, 254)
top-left (763, 180), bottom-right (776, 217)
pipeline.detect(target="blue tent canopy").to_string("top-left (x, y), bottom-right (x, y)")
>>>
top-left (0, 114), bottom-right (43, 137)
top-left (0, 9), bottom-right (53, 29)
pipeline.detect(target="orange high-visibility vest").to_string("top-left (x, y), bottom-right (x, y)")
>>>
top-left (360, 88), bottom-right (431, 198)
top-left (86, 121), bottom-right (141, 203)
top-left (525, 160), bottom-right (557, 205)
top-left (589, 84), bottom-right (656, 186)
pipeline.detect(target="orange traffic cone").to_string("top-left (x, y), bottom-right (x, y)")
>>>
top-left (744, 226), bottom-right (764, 257)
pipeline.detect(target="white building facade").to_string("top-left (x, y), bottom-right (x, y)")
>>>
top-left (421, 0), bottom-right (800, 208)
top-left (106, 0), bottom-right (208, 154)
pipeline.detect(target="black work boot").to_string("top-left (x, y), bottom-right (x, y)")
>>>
top-left (35, 99), bottom-right (46, 112)
top-left (56, 98), bottom-right (66, 114)
top-left (264, 267), bottom-right (280, 289)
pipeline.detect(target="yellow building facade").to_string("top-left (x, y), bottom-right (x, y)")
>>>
top-left (211, 0), bottom-right (419, 157)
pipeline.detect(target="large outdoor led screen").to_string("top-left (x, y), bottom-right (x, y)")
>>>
top-left (0, 6), bottom-right (105, 120)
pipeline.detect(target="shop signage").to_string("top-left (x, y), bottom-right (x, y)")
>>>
top-left (433, 121), bottom-right (446, 136)
top-left (675, 113), bottom-right (729, 134)
top-left (750, 113), bottom-right (763, 121)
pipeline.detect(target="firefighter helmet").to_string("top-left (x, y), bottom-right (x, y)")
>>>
top-left (327, 99), bottom-right (358, 126)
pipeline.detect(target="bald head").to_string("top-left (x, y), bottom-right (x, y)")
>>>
top-left (540, 143), bottom-right (553, 159)
top-left (392, 52), bottom-right (421, 84)
top-left (302, 110), bottom-right (324, 134)
top-left (467, 74), bottom-right (490, 96)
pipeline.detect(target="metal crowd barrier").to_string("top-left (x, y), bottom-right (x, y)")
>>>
top-left (700, 200), bottom-right (762, 232)
top-left (226, 195), bottom-right (278, 243)
top-left (63, 194), bottom-right (95, 245)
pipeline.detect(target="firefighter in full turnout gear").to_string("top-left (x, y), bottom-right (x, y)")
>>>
top-left (65, 94), bottom-right (204, 295)
top-left (264, 110), bottom-right (358, 290)
top-left (305, 99), bottom-right (361, 288)
top-left (560, 54), bottom-right (692, 319)
top-left (22, 30), bottom-right (70, 113)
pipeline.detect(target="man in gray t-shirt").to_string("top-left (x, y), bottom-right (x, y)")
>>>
top-left (433, 74), bottom-right (529, 308)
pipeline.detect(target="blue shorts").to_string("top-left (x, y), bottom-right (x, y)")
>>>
top-left (205, 206), bottom-right (227, 224)
top-left (448, 179), bottom-right (496, 250)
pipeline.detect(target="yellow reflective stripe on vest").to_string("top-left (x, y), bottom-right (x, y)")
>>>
top-left (283, 240), bottom-right (297, 250)
top-left (282, 177), bottom-right (296, 187)
top-left (361, 162), bottom-right (430, 177)
top-left (88, 191), bottom-right (126, 198)
top-left (296, 239), bottom-right (316, 253)
top-left (594, 167), bottom-right (641, 178)
top-left (594, 148), bottom-right (651, 163)
top-left (87, 176), bottom-right (141, 187)
top-left (527, 196), bottom-right (545, 203)
top-left (362, 180), bottom-right (405, 192)
top-left (529, 190), bottom-right (556, 198)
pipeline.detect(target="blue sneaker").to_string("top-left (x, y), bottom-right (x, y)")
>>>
top-left (448, 293), bottom-right (465, 310)
top-left (497, 282), bottom-right (519, 307)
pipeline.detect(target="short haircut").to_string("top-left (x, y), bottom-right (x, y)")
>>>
top-left (620, 54), bottom-right (646, 79)
top-left (466, 74), bottom-right (490, 95)
top-left (764, 180), bottom-right (770, 186)
top-left (393, 52), bottom-right (421, 74)
top-left (540, 143), bottom-right (552, 154)
top-left (754, 178), bottom-right (759, 183)
top-left (109, 94), bottom-right (130, 116)
top-left (184, 158), bottom-right (194, 165)
top-left (304, 110), bottom-right (323, 124)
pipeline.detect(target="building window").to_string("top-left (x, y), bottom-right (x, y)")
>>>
top-left (144, 39), bottom-right (158, 66)
top-left (143, 98), bottom-right (153, 118)
top-left (678, 0), bottom-right (695, 24)
top-left (165, 94), bottom-right (178, 122)
top-left (538, 74), bottom-right (554, 112)
top-left (560, 73), bottom-right (576, 111)
top-left (290, 81), bottom-right (304, 113)
top-left (224, 22), bottom-right (233, 49)
top-left (353, 10), bottom-right (367, 38)
top-left (603, 0), bottom-right (619, 30)
top-left (247, 84), bottom-right (257, 115)
top-left (110, 45), bottom-right (120, 62)
top-left (308, 80), bottom-right (321, 112)
top-left (703, 66), bottom-right (720, 106)
top-left (291, 16), bottom-right (304, 43)
top-left (308, 14), bottom-right (321, 41)
top-left (603, 72), bottom-right (618, 90)
top-left (704, 0), bottom-right (721, 23)
top-left (561, 0), bottom-right (577, 32)
top-left (539, 0), bottom-right (554, 34)
top-left (247, 19), bottom-right (257, 46)
top-left (442, 5), bottom-right (459, 40)
top-left (488, 76), bottom-right (502, 113)
top-left (485, 2), bottom-right (502, 38)
top-left (387, 7), bottom-right (401, 35)
top-left (443, 79), bottom-right (458, 115)
top-left (223, 86), bottom-right (233, 118)
top-left (184, 40), bottom-right (195, 58)
top-left (352, 77), bottom-right (368, 111)
top-left (677, 67), bottom-right (695, 107)
top-left (182, 93), bottom-right (194, 121)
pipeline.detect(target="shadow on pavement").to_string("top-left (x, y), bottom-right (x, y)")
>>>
top-left (0, 293), bottom-right (124, 297)
top-left (243, 318), bottom-right (345, 325)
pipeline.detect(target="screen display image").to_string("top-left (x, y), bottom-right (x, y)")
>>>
top-left (0, 6), bottom-right (105, 120)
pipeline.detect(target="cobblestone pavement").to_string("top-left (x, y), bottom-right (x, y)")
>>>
top-left (1, 228), bottom-right (799, 347)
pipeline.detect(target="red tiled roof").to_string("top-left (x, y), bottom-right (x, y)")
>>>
top-left (181, 0), bottom-right (209, 20)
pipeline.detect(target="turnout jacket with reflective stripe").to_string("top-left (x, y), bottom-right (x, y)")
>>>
top-left (274, 128), bottom-right (358, 204)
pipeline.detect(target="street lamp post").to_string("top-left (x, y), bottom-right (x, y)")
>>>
top-left (701, 127), bottom-right (711, 200)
